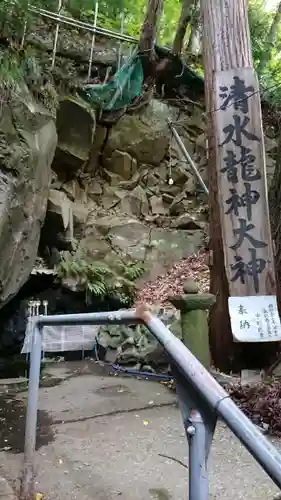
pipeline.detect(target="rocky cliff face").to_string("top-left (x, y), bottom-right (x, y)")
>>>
top-left (0, 84), bottom-right (57, 309)
top-left (41, 96), bottom-right (209, 291)
top-left (42, 93), bottom-right (277, 286)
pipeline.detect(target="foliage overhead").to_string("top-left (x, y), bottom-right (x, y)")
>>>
top-left (248, 0), bottom-right (281, 110)
top-left (1, 0), bottom-right (281, 110)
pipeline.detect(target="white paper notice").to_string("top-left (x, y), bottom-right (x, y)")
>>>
top-left (21, 323), bottom-right (100, 354)
top-left (228, 295), bottom-right (281, 342)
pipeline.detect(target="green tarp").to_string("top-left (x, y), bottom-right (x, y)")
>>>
top-left (79, 53), bottom-right (143, 111)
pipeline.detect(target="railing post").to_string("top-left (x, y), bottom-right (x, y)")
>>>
top-left (175, 372), bottom-right (216, 500)
top-left (170, 278), bottom-right (218, 499)
top-left (187, 410), bottom-right (209, 500)
top-left (169, 280), bottom-right (216, 369)
top-left (20, 322), bottom-right (42, 500)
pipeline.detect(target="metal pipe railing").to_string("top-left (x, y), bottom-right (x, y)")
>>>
top-left (143, 310), bottom-right (281, 481)
top-left (20, 305), bottom-right (281, 500)
top-left (29, 5), bottom-right (139, 45)
top-left (51, 0), bottom-right (63, 69)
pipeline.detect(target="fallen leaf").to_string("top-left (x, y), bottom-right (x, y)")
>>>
top-left (135, 250), bottom-right (209, 306)
top-left (143, 420), bottom-right (149, 426)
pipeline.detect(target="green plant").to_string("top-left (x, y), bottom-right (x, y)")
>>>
top-left (248, 0), bottom-right (273, 68)
top-left (0, 48), bottom-right (58, 112)
top-left (247, 0), bottom-right (281, 111)
top-left (0, 51), bottom-right (25, 103)
top-left (0, 0), bottom-right (29, 40)
top-left (55, 251), bottom-right (144, 305)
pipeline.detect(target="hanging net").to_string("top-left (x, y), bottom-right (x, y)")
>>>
top-left (78, 51), bottom-right (143, 112)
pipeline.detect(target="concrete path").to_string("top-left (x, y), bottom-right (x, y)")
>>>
top-left (0, 361), bottom-right (280, 500)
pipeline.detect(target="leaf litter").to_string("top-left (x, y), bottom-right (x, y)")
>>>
top-left (135, 250), bottom-right (209, 306)
top-left (161, 377), bottom-right (281, 435)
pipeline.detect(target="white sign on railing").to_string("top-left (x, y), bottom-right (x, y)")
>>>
top-left (21, 323), bottom-right (100, 353)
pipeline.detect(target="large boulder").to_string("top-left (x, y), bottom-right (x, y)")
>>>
top-left (0, 86), bottom-right (57, 309)
top-left (103, 150), bottom-right (138, 180)
top-left (76, 211), bottom-right (204, 280)
top-left (86, 125), bottom-right (107, 174)
top-left (52, 97), bottom-right (96, 176)
top-left (103, 100), bottom-right (178, 168)
top-left (47, 202), bottom-right (203, 291)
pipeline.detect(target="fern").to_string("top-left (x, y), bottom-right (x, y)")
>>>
top-left (55, 251), bottom-right (144, 304)
top-left (123, 262), bottom-right (144, 281)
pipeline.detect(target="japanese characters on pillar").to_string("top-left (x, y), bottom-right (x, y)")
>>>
top-left (214, 68), bottom-right (281, 342)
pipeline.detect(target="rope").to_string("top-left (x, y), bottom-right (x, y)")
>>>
top-left (92, 340), bottom-right (172, 381)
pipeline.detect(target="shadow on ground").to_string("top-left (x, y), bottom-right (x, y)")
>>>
top-left (0, 392), bottom-right (54, 453)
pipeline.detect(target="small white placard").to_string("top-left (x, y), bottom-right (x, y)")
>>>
top-left (228, 296), bottom-right (281, 342)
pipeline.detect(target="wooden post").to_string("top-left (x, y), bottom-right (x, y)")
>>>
top-left (201, 0), bottom-right (280, 372)
top-left (169, 280), bottom-right (215, 369)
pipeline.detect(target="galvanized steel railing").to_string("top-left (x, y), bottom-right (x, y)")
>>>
top-left (20, 305), bottom-right (281, 500)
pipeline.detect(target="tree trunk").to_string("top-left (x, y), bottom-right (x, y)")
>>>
top-left (186, 2), bottom-right (200, 54)
top-left (139, 0), bottom-right (163, 59)
top-left (186, 25), bottom-right (201, 55)
top-left (138, 0), bottom-right (164, 81)
top-left (172, 0), bottom-right (196, 55)
top-left (269, 142), bottom-right (281, 302)
top-left (258, 1), bottom-right (281, 74)
top-left (201, 0), bottom-right (277, 372)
